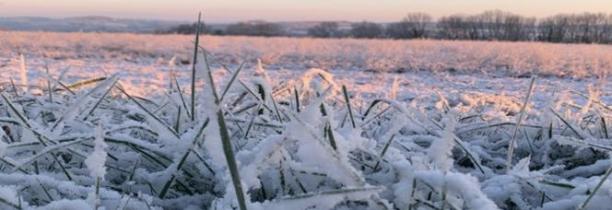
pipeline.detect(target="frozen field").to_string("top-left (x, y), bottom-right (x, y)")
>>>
top-left (0, 32), bottom-right (610, 209)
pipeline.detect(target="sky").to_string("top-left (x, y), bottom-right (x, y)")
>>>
top-left (0, 0), bottom-right (611, 23)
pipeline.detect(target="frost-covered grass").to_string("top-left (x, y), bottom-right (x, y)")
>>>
top-left (1, 31), bottom-right (611, 79)
top-left (0, 32), bottom-right (611, 209)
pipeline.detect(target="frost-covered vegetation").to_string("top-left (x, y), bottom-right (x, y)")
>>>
top-left (1, 31), bottom-right (611, 79)
top-left (0, 32), bottom-right (611, 209)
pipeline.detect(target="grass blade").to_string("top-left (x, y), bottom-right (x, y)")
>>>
top-left (159, 118), bottom-right (209, 198)
top-left (578, 167), bottom-right (612, 210)
top-left (550, 108), bottom-right (585, 139)
top-left (342, 85), bottom-right (356, 128)
top-left (66, 77), bottom-right (106, 90)
top-left (190, 12), bottom-right (202, 121)
top-left (373, 134), bottom-right (396, 170)
top-left (602, 116), bottom-right (608, 139)
top-left (506, 77), bottom-right (536, 172)
top-left (117, 85), bottom-right (179, 139)
top-left (202, 45), bottom-right (247, 210)
top-left (172, 73), bottom-right (191, 119)
top-left (219, 61), bottom-right (245, 103)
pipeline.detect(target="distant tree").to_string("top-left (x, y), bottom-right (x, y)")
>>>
top-left (156, 10), bottom-right (612, 44)
top-left (386, 13), bottom-right (432, 39)
top-left (308, 22), bottom-right (342, 38)
top-left (161, 22), bottom-right (207, 34)
top-left (350, 21), bottom-right (383, 38)
top-left (437, 15), bottom-right (469, 39)
top-left (225, 21), bottom-right (285, 37)
top-left (538, 14), bottom-right (571, 42)
top-left (437, 10), bottom-right (536, 41)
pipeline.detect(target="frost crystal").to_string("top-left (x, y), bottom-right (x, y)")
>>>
top-left (85, 125), bottom-right (108, 179)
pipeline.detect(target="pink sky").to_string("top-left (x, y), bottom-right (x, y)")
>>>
top-left (1, 0), bottom-right (611, 22)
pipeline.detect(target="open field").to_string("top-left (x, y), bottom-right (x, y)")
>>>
top-left (0, 32), bottom-right (610, 209)
top-left (2, 31), bottom-right (611, 77)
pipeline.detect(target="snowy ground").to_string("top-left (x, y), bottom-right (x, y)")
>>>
top-left (0, 32), bottom-right (611, 210)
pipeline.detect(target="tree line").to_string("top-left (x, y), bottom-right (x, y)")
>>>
top-left (160, 10), bottom-right (612, 44)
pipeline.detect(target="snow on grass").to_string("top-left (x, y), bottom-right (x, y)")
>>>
top-left (0, 32), bottom-right (610, 209)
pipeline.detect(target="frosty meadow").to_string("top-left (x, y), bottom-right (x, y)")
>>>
top-left (0, 29), bottom-right (611, 210)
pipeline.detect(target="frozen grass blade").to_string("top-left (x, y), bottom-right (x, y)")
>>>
top-left (243, 107), bottom-right (259, 139)
top-left (172, 74), bottom-right (191, 119)
top-left (19, 54), bottom-right (27, 93)
top-left (50, 77), bottom-right (76, 95)
top-left (602, 116), bottom-right (608, 139)
top-left (506, 77), bottom-right (536, 172)
top-left (578, 167), bottom-right (612, 210)
top-left (9, 77), bottom-right (19, 97)
top-left (362, 99), bottom-right (388, 120)
top-left (373, 134), bottom-right (395, 170)
top-left (270, 93), bottom-right (283, 123)
top-left (550, 108), bottom-right (585, 139)
top-left (44, 65), bottom-right (52, 102)
top-left (324, 122), bottom-right (338, 150)
top-left (219, 64), bottom-right (275, 113)
top-left (216, 108), bottom-right (248, 210)
top-left (117, 85), bottom-right (179, 139)
top-left (12, 137), bottom-right (89, 172)
top-left (342, 85), bottom-right (356, 128)
top-left (36, 178), bottom-right (53, 203)
top-left (190, 12), bottom-right (202, 121)
top-left (202, 50), bottom-right (247, 210)
top-left (294, 87), bottom-right (300, 113)
top-left (94, 176), bottom-right (101, 209)
top-left (50, 77), bottom-right (114, 131)
top-left (174, 106), bottom-right (182, 132)
top-left (0, 196), bottom-right (20, 210)
top-left (159, 118), bottom-right (209, 198)
top-left (219, 61), bottom-right (245, 103)
top-left (83, 79), bottom-right (118, 121)
top-left (1, 93), bottom-right (74, 180)
top-left (279, 186), bottom-right (381, 200)
top-left (66, 77), bottom-right (106, 90)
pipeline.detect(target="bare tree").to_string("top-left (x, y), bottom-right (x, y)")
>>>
top-left (200, 10), bottom-right (612, 44)
top-left (158, 22), bottom-right (207, 34)
top-left (226, 21), bottom-right (285, 37)
top-left (350, 21), bottom-right (383, 38)
top-left (386, 12), bottom-right (432, 39)
top-left (437, 15), bottom-right (470, 39)
top-left (308, 22), bottom-right (342, 38)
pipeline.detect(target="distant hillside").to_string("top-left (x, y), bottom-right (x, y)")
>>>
top-left (0, 16), bottom-right (187, 33)
top-left (0, 16), bottom-right (358, 35)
